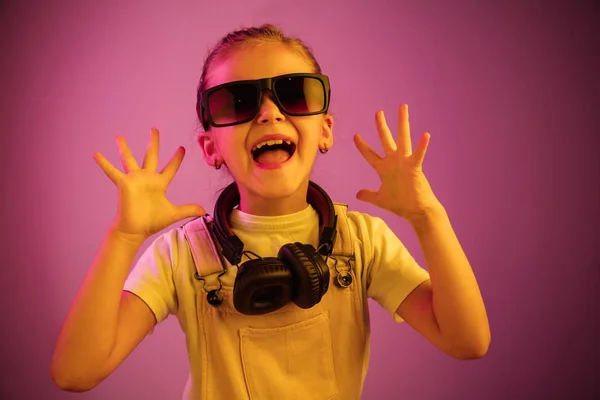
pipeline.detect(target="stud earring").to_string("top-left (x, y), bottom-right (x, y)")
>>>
top-left (319, 144), bottom-right (329, 154)
top-left (214, 159), bottom-right (222, 169)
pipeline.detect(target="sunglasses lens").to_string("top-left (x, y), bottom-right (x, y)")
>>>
top-left (208, 84), bottom-right (258, 126)
top-left (274, 76), bottom-right (325, 114)
top-left (205, 76), bottom-right (327, 127)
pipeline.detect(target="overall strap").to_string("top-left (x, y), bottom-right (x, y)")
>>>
top-left (181, 216), bottom-right (225, 278)
top-left (331, 203), bottom-right (354, 258)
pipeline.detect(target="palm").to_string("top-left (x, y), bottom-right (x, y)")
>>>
top-left (116, 170), bottom-right (180, 236)
top-left (93, 128), bottom-right (205, 238)
top-left (354, 104), bottom-right (440, 223)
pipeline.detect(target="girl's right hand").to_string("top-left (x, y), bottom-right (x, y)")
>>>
top-left (93, 128), bottom-right (206, 240)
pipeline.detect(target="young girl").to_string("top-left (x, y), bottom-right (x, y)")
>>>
top-left (51, 24), bottom-right (490, 399)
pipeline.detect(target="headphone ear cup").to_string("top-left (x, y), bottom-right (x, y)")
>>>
top-left (278, 243), bottom-right (330, 309)
top-left (233, 258), bottom-right (294, 315)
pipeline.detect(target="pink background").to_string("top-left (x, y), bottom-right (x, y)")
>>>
top-left (2, 0), bottom-right (599, 398)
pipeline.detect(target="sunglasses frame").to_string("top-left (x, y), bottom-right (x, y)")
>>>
top-left (198, 73), bottom-right (331, 130)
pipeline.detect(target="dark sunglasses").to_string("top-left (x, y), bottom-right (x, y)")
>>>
top-left (197, 73), bottom-right (331, 130)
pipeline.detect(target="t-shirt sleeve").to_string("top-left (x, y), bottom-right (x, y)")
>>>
top-left (123, 231), bottom-right (178, 325)
top-left (360, 213), bottom-right (431, 323)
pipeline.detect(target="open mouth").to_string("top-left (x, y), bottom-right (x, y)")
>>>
top-left (251, 139), bottom-right (297, 165)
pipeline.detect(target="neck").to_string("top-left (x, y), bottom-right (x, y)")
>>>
top-left (237, 181), bottom-right (310, 216)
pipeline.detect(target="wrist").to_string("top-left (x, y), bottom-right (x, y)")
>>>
top-left (106, 224), bottom-right (148, 247)
top-left (407, 202), bottom-right (447, 231)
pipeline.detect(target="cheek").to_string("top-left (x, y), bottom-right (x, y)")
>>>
top-left (215, 126), bottom-right (249, 153)
top-left (291, 117), bottom-right (324, 142)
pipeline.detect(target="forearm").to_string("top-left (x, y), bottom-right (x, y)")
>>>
top-left (51, 225), bottom-right (146, 383)
top-left (410, 205), bottom-right (490, 357)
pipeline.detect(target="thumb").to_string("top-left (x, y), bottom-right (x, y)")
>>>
top-left (175, 204), bottom-right (207, 220)
top-left (356, 189), bottom-right (379, 205)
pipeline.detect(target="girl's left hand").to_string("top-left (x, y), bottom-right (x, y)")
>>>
top-left (353, 104), bottom-right (441, 225)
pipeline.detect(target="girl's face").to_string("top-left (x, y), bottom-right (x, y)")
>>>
top-left (199, 43), bottom-right (334, 216)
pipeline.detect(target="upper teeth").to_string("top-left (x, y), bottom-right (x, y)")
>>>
top-left (252, 139), bottom-right (292, 151)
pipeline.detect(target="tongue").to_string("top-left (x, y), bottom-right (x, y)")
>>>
top-left (256, 149), bottom-right (291, 165)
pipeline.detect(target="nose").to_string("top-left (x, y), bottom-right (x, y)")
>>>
top-left (256, 90), bottom-right (285, 124)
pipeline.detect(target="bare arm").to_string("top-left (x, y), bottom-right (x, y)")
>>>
top-left (50, 228), bottom-right (155, 391)
top-left (397, 205), bottom-right (490, 359)
top-left (50, 129), bottom-right (204, 391)
top-left (351, 105), bottom-right (489, 359)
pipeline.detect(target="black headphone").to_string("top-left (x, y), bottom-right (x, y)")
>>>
top-left (209, 181), bottom-right (338, 315)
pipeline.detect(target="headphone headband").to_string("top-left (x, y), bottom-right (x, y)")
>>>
top-left (212, 181), bottom-right (337, 266)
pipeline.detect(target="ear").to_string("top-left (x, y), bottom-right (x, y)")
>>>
top-left (197, 131), bottom-right (221, 166)
top-left (320, 113), bottom-right (334, 150)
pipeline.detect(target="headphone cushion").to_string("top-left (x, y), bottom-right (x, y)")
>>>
top-left (234, 258), bottom-right (294, 315)
top-left (279, 243), bottom-right (329, 309)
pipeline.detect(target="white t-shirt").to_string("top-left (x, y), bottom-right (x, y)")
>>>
top-left (124, 203), bottom-right (430, 400)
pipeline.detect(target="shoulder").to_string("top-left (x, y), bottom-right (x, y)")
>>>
top-left (333, 202), bottom-right (416, 265)
top-left (332, 202), bottom-right (399, 261)
top-left (333, 202), bottom-right (389, 238)
top-left (140, 222), bottom-right (193, 264)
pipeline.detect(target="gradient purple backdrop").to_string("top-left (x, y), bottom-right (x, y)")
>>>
top-left (1, 0), bottom-right (599, 399)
